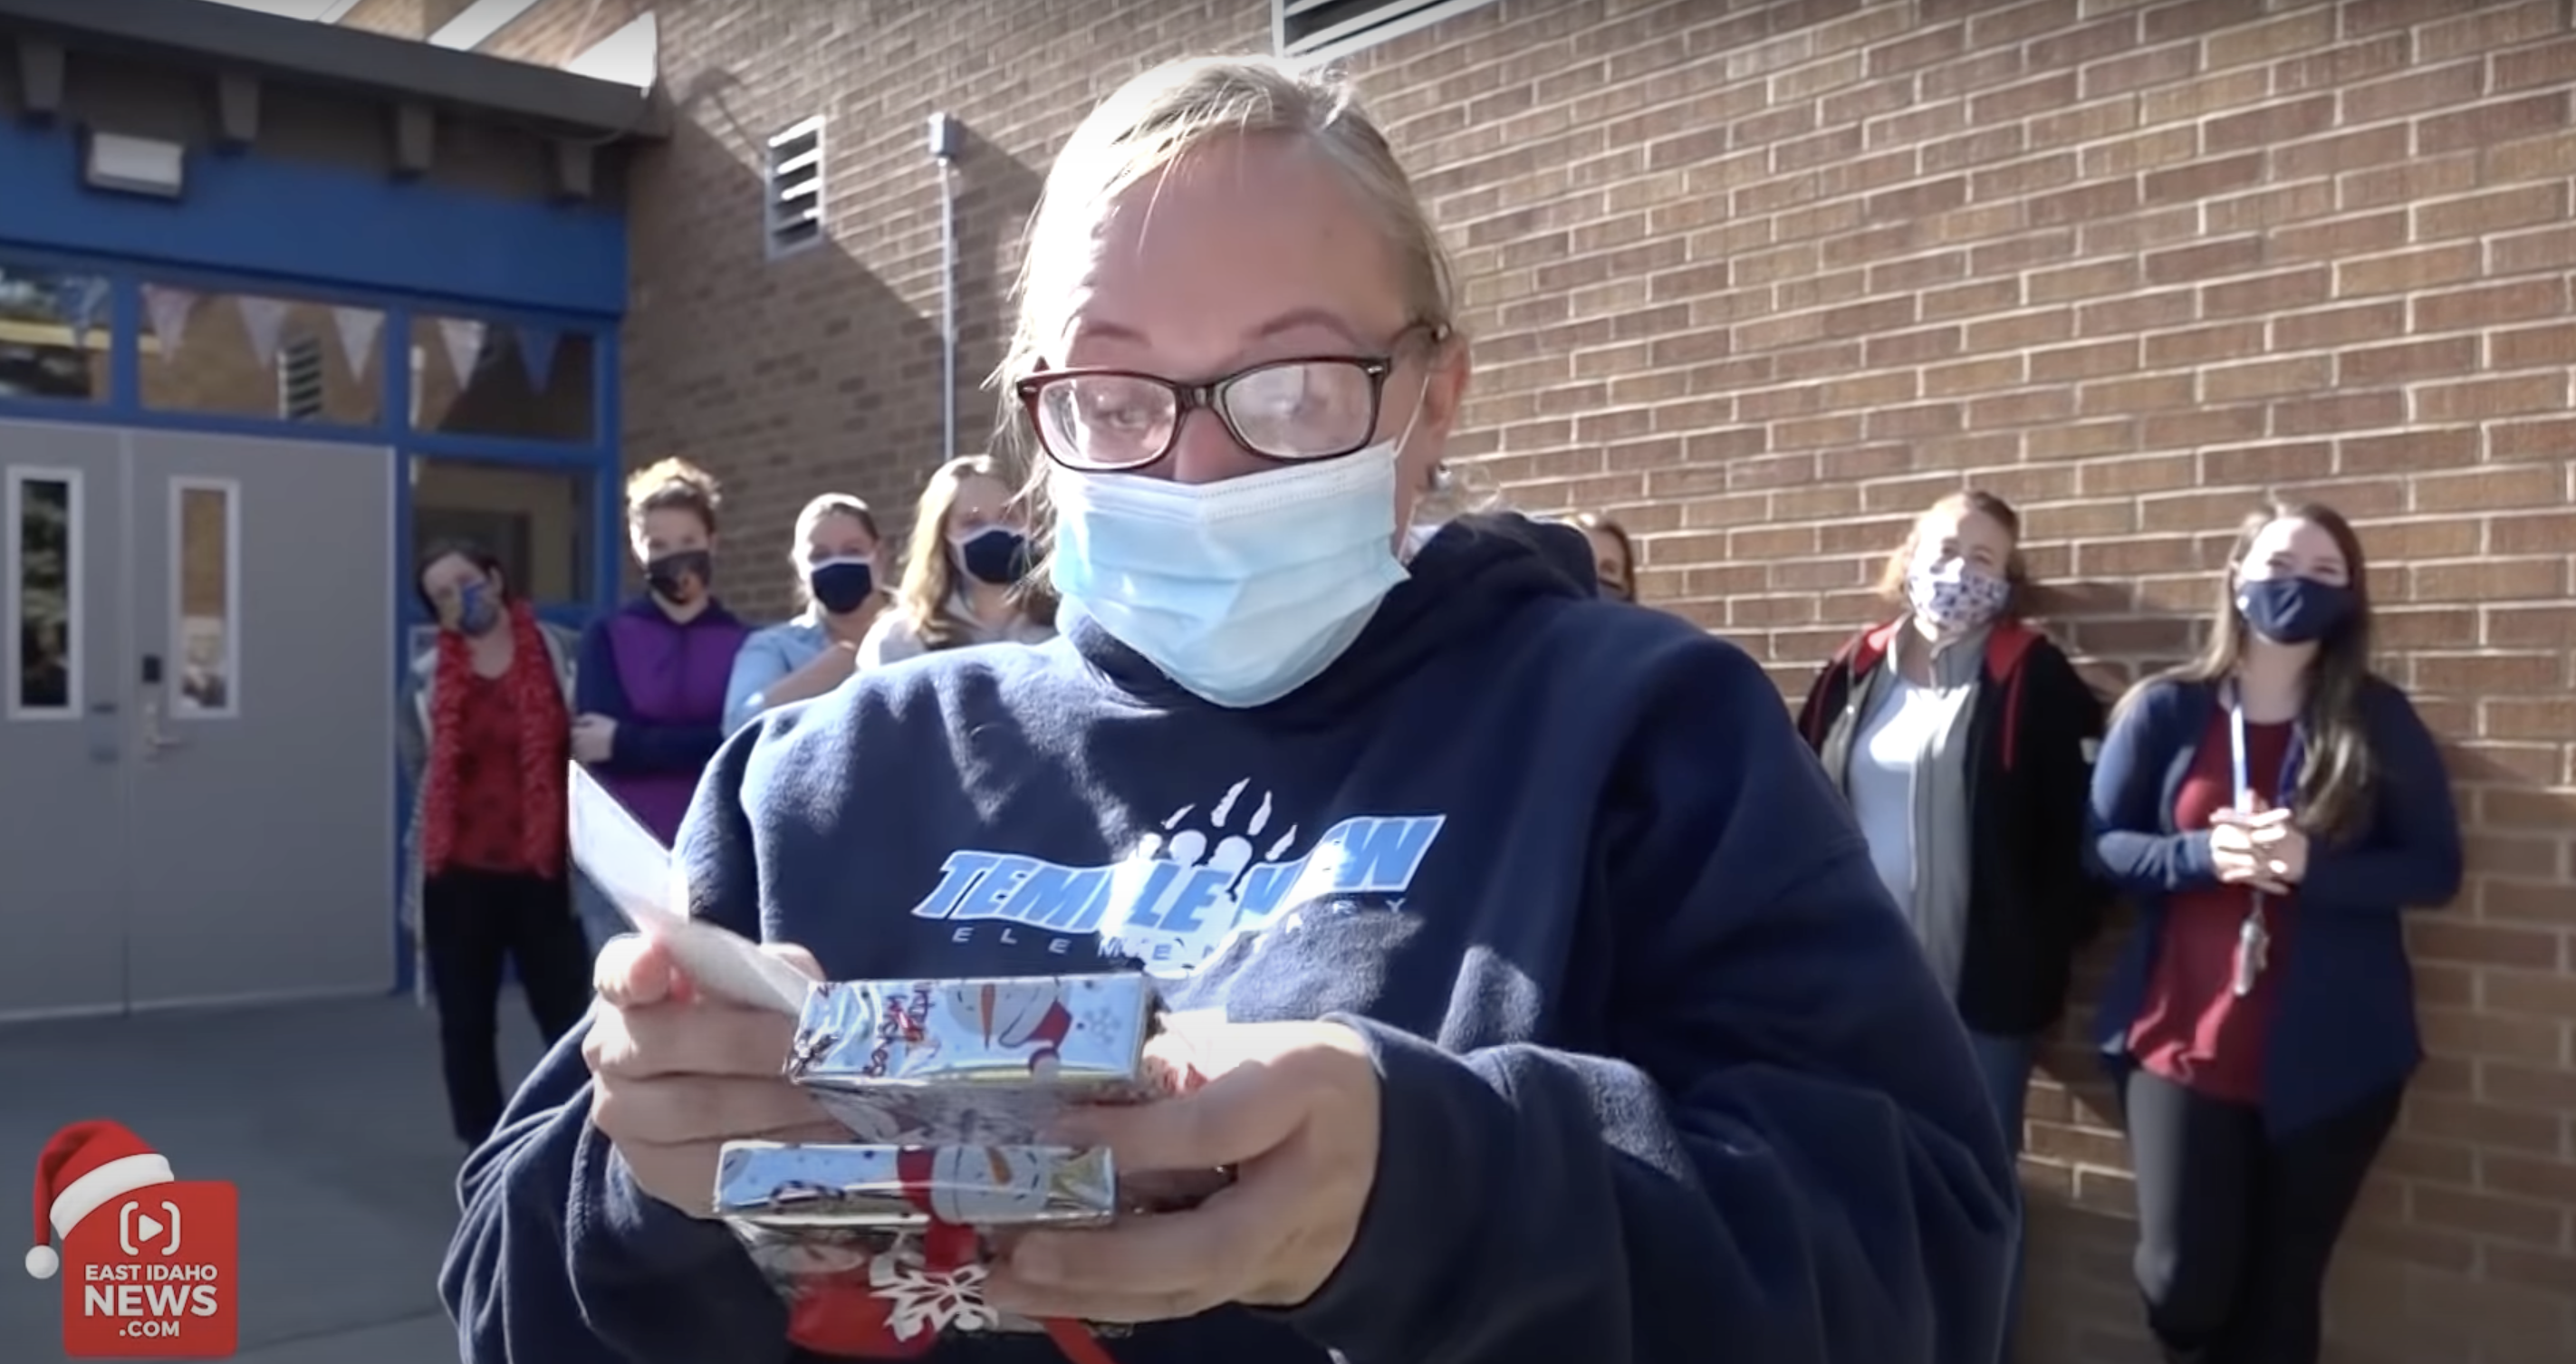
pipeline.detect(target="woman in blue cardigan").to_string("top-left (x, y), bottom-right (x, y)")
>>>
top-left (2089, 500), bottom-right (2462, 1364)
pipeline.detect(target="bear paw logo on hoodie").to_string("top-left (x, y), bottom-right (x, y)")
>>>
top-left (908, 776), bottom-right (1447, 978)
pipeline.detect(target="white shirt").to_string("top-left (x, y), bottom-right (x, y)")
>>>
top-left (1845, 673), bottom-right (1978, 994)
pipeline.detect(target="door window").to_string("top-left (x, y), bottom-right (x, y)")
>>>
top-left (409, 313), bottom-right (596, 443)
top-left (409, 456), bottom-right (595, 606)
top-left (172, 478), bottom-right (240, 718)
top-left (5, 468), bottom-right (81, 717)
top-left (138, 284), bottom-right (386, 427)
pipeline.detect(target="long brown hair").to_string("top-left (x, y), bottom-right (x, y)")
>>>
top-left (893, 455), bottom-right (1057, 649)
top-left (1873, 488), bottom-right (2033, 619)
top-left (2139, 500), bottom-right (2377, 842)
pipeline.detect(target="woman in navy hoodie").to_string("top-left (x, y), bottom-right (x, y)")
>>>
top-left (2090, 501), bottom-right (2461, 1364)
top-left (570, 456), bottom-right (749, 862)
top-left (446, 56), bottom-right (2014, 1364)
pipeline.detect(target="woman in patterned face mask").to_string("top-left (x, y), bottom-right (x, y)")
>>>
top-left (1795, 488), bottom-right (2110, 1360)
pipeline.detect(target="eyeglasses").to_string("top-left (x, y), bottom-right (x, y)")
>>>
top-left (1015, 325), bottom-right (1437, 473)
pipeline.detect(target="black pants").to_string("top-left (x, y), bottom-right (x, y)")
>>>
top-left (423, 867), bottom-right (595, 1148)
top-left (2121, 1069), bottom-right (2403, 1364)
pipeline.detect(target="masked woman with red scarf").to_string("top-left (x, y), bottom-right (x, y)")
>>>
top-left (399, 541), bottom-right (596, 1148)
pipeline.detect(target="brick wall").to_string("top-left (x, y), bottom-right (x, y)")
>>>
top-left (334, 0), bottom-right (476, 41)
top-left (601, 1), bottom-right (2574, 1359)
top-left (472, 0), bottom-right (647, 65)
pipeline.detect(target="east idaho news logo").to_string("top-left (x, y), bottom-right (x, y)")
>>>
top-left (24, 1119), bottom-right (238, 1359)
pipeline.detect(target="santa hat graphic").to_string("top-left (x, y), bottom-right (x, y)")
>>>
top-left (25, 1119), bottom-right (174, 1280)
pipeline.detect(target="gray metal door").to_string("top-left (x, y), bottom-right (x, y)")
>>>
top-left (0, 421), bottom-right (129, 1022)
top-left (0, 422), bottom-right (396, 1020)
top-left (123, 429), bottom-right (396, 1010)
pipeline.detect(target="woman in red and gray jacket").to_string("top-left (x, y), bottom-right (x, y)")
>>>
top-left (1796, 488), bottom-right (2107, 1357)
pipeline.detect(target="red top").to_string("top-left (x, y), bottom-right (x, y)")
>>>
top-left (445, 670), bottom-right (567, 875)
top-left (2127, 705), bottom-right (2298, 1103)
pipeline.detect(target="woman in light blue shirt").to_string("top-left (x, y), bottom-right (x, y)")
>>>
top-left (721, 493), bottom-right (888, 733)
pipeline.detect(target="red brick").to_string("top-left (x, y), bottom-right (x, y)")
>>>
top-left (2413, 184), bottom-right (2571, 243)
top-left (2206, 95), bottom-right (2335, 154)
top-left (2418, 1), bottom-right (2565, 62)
top-left (2418, 93), bottom-right (2574, 157)
top-left (2335, 337), bottom-right (2476, 385)
top-left (2341, 62), bottom-right (2485, 125)
top-left (2334, 245), bottom-right (2480, 298)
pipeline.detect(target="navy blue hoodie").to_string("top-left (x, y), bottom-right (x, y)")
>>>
top-left (443, 515), bottom-right (2014, 1364)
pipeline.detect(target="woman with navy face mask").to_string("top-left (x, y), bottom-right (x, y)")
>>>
top-left (722, 493), bottom-right (889, 734)
top-left (447, 56), bottom-right (2014, 1364)
top-left (855, 454), bottom-right (1057, 668)
top-left (2091, 502), bottom-right (2462, 1364)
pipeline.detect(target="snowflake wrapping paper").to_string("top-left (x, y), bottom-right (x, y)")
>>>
top-left (725, 972), bottom-right (1227, 1357)
top-left (713, 1142), bottom-right (1120, 1229)
top-left (784, 973), bottom-right (1170, 1142)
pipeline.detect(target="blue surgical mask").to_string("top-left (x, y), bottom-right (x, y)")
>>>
top-left (1048, 444), bottom-right (1409, 708)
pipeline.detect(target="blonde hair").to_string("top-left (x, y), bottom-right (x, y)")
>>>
top-left (893, 455), bottom-right (1056, 649)
top-left (789, 493), bottom-right (881, 608)
top-left (994, 55), bottom-right (1482, 531)
top-left (624, 456), bottom-right (721, 535)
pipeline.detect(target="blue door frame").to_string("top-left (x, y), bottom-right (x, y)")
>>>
top-left (1, 127), bottom-right (630, 997)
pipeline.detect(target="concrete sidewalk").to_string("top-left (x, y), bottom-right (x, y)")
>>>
top-left (0, 994), bottom-right (547, 1362)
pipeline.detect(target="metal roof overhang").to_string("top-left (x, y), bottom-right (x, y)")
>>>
top-left (0, 0), bottom-right (667, 141)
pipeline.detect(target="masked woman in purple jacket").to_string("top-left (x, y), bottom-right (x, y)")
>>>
top-left (570, 457), bottom-right (750, 872)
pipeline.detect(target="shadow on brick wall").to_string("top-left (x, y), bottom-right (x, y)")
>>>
top-left (624, 72), bottom-right (967, 617)
top-left (2017, 578), bottom-right (2192, 1364)
top-left (947, 122), bottom-right (1043, 463)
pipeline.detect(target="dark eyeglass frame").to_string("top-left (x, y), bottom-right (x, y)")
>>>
top-left (1014, 322), bottom-right (1442, 473)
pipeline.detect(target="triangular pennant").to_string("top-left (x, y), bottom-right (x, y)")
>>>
top-left (515, 322), bottom-right (561, 392)
top-left (330, 306), bottom-right (381, 378)
top-left (141, 284), bottom-right (197, 361)
top-left (66, 277), bottom-right (109, 354)
top-left (234, 296), bottom-right (290, 371)
top-left (437, 316), bottom-right (488, 388)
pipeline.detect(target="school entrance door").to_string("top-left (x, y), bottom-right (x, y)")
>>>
top-left (0, 419), bottom-right (395, 1020)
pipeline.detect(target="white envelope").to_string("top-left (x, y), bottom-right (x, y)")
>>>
top-left (566, 762), bottom-right (813, 1015)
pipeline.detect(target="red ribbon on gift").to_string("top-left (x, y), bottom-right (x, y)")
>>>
top-left (781, 1155), bottom-right (1121, 1364)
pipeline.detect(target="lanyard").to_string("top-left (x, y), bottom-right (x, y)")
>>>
top-left (2227, 685), bottom-right (2269, 998)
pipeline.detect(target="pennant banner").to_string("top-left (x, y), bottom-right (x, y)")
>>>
top-left (437, 317), bottom-right (487, 389)
top-left (141, 284), bottom-right (197, 362)
top-left (235, 296), bottom-right (290, 372)
top-left (331, 306), bottom-right (382, 378)
top-left (516, 322), bottom-right (560, 393)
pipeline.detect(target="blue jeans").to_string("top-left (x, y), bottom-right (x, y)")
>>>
top-left (1967, 1030), bottom-right (2040, 1362)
